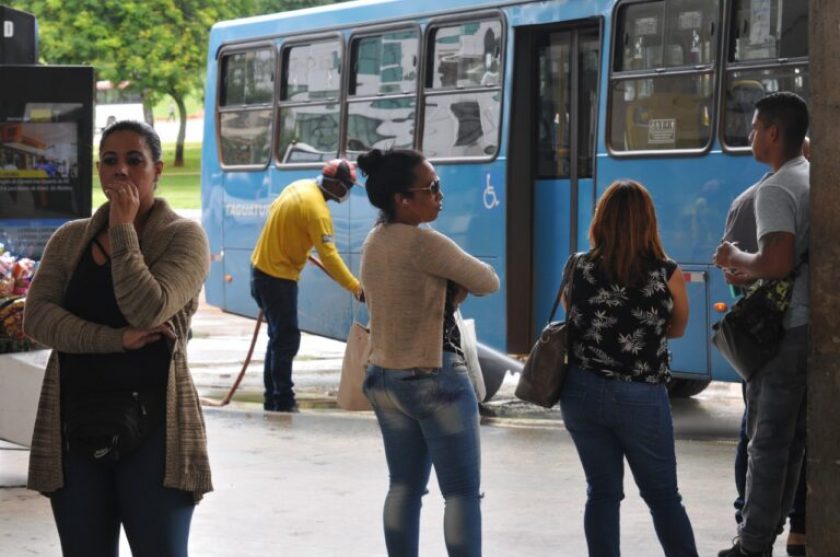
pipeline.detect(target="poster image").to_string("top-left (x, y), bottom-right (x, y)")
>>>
top-left (0, 122), bottom-right (81, 219)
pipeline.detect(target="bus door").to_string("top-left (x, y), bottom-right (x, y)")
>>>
top-left (507, 23), bottom-right (600, 353)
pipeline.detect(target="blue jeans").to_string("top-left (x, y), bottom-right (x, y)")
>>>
top-left (734, 389), bottom-right (748, 525)
top-left (250, 266), bottom-right (300, 410)
top-left (739, 326), bottom-right (808, 552)
top-left (560, 366), bottom-right (698, 557)
top-left (734, 383), bottom-right (806, 534)
top-left (363, 352), bottom-right (482, 557)
top-left (50, 426), bottom-right (194, 557)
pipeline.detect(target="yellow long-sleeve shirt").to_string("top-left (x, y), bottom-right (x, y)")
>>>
top-left (251, 179), bottom-right (360, 294)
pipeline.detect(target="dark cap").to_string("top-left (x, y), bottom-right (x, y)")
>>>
top-left (322, 159), bottom-right (358, 188)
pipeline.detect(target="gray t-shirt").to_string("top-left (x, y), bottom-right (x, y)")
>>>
top-left (723, 179), bottom-right (766, 253)
top-left (754, 156), bottom-right (810, 328)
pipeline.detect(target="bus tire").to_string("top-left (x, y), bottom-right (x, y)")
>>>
top-left (477, 343), bottom-right (523, 402)
top-left (667, 378), bottom-right (711, 398)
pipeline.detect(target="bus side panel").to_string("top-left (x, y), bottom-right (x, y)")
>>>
top-left (532, 178), bottom-right (572, 333)
top-left (668, 265), bottom-right (709, 375)
top-left (222, 248), bottom-right (258, 317)
top-left (431, 162), bottom-right (506, 350)
top-left (201, 172), bottom-right (226, 312)
top-left (576, 178), bottom-right (597, 254)
top-left (200, 57), bottom-right (225, 312)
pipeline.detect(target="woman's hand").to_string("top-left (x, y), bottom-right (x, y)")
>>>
top-left (122, 324), bottom-right (176, 350)
top-left (104, 179), bottom-right (140, 226)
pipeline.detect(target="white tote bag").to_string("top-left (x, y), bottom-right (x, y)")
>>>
top-left (455, 311), bottom-right (486, 402)
top-left (337, 322), bottom-right (373, 411)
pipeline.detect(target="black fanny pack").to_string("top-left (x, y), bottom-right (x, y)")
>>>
top-left (62, 391), bottom-right (163, 461)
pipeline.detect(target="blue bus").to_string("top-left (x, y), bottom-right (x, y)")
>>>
top-left (201, 0), bottom-right (809, 398)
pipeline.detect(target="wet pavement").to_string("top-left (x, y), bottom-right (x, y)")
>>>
top-left (0, 299), bottom-right (795, 556)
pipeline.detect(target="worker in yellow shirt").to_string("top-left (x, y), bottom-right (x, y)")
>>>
top-left (251, 160), bottom-right (364, 412)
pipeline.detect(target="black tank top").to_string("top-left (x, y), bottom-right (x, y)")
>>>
top-left (58, 233), bottom-right (170, 404)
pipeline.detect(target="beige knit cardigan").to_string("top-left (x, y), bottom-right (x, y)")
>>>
top-left (23, 198), bottom-right (213, 500)
top-left (360, 223), bottom-right (500, 369)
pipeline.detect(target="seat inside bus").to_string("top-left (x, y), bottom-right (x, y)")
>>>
top-left (624, 90), bottom-right (710, 150)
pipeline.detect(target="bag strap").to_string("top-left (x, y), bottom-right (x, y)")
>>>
top-left (547, 253), bottom-right (581, 323)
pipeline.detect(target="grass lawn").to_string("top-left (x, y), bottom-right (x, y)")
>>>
top-left (92, 143), bottom-right (202, 210)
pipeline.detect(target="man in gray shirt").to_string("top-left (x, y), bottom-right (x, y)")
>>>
top-left (714, 92), bottom-right (810, 557)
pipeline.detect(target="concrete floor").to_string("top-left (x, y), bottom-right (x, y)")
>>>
top-left (0, 301), bottom-right (796, 556)
top-left (1, 404), bottom-right (794, 556)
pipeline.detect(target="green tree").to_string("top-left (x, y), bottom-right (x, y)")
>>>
top-left (247, 0), bottom-right (339, 12)
top-left (9, 0), bottom-right (249, 165)
top-left (11, 0), bottom-right (345, 165)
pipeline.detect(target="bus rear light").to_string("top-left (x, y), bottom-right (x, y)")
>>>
top-left (682, 271), bottom-right (706, 283)
top-left (713, 302), bottom-right (728, 313)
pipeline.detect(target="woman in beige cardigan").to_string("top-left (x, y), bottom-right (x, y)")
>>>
top-left (358, 149), bottom-right (499, 557)
top-left (24, 120), bottom-right (211, 557)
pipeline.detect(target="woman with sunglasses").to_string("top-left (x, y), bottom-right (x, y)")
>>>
top-left (357, 148), bottom-right (499, 557)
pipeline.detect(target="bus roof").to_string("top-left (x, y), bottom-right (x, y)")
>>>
top-left (208, 0), bottom-right (559, 55)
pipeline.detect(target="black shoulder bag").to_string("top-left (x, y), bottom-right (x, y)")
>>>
top-left (515, 253), bottom-right (581, 408)
top-left (63, 390), bottom-right (163, 461)
top-left (712, 254), bottom-right (806, 381)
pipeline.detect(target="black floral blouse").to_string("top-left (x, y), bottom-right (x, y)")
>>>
top-left (566, 252), bottom-right (678, 384)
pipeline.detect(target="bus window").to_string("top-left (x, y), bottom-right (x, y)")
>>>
top-left (611, 74), bottom-right (713, 151)
top-left (218, 47), bottom-right (274, 167)
top-left (345, 29), bottom-right (419, 159)
top-left (722, 68), bottom-right (809, 147)
top-left (729, 0), bottom-right (808, 62)
top-left (609, 0), bottom-right (719, 153)
top-left (535, 31), bottom-right (600, 179)
top-left (277, 40), bottom-right (342, 164)
top-left (722, 0), bottom-right (809, 149)
top-left (220, 50), bottom-right (274, 106)
top-left (95, 81), bottom-right (144, 132)
top-left (422, 18), bottom-right (503, 159)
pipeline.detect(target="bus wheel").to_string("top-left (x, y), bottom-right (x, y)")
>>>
top-left (667, 378), bottom-right (712, 398)
top-left (477, 343), bottom-right (523, 402)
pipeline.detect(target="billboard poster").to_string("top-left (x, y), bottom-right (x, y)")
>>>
top-left (0, 103), bottom-right (84, 220)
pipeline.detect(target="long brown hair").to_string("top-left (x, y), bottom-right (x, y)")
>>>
top-left (588, 179), bottom-right (667, 286)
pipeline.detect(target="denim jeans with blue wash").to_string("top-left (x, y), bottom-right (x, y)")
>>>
top-left (250, 266), bottom-right (300, 410)
top-left (560, 365), bottom-right (698, 557)
top-left (739, 325), bottom-right (808, 552)
top-left (50, 427), bottom-right (194, 557)
top-left (735, 381), bottom-right (806, 534)
top-left (363, 351), bottom-right (482, 557)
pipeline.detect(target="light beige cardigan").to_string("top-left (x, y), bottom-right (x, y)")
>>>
top-left (24, 199), bottom-right (213, 500)
top-left (360, 223), bottom-right (499, 369)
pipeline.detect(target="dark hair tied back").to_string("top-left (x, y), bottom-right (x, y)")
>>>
top-left (356, 148), bottom-right (384, 177)
top-left (358, 148), bottom-right (425, 223)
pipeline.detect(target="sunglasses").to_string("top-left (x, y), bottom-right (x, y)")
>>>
top-left (408, 178), bottom-right (442, 196)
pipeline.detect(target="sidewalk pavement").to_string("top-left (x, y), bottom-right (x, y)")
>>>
top-left (1, 404), bottom-right (790, 556)
top-left (0, 299), bottom-right (793, 556)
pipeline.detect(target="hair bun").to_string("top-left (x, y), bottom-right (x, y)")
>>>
top-left (356, 149), bottom-right (383, 177)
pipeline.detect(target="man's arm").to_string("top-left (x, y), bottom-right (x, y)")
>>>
top-left (307, 215), bottom-right (361, 295)
top-left (714, 231), bottom-right (796, 280)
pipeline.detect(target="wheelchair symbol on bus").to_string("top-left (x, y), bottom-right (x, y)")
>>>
top-left (483, 174), bottom-right (500, 210)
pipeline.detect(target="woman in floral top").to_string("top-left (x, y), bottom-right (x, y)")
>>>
top-left (559, 180), bottom-right (697, 557)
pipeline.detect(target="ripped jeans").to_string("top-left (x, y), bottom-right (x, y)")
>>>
top-left (363, 351), bottom-right (482, 557)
